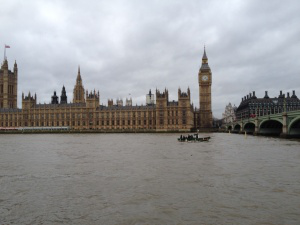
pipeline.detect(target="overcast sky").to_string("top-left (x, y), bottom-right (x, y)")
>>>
top-left (1, 0), bottom-right (300, 118)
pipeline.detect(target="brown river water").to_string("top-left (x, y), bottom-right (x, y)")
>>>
top-left (0, 133), bottom-right (299, 225)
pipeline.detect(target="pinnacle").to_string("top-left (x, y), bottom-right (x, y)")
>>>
top-left (202, 46), bottom-right (208, 60)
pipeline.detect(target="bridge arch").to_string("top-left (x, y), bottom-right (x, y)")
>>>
top-left (259, 119), bottom-right (283, 136)
top-left (233, 124), bottom-right (241, 132)
top-left (288, 116), bottom-right (300, 136)
top-left (227, 125), bottom-right (232, 131)
top-left (260, 117), bottom-right (283, 125)
top-left (244, 122), bottom-right (255, 134)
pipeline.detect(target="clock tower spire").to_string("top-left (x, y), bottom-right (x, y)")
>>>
top-left (198, 46), bottom-right (213, 128)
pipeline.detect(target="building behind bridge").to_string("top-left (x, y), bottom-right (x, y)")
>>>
top-left (236, 91), bottom-right (300, 120)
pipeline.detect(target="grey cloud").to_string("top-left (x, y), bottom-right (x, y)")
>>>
top-left (1, 0), bottom-right (300, 117)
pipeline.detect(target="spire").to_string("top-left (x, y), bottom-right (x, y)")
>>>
top-left (77, 65), bottom-right (82, 81)
top-left (60, 85), bottom-right (67, 104)
top-left (73, 65), bottom-right (85, 104)
top-left (200, 45), bottom-right (210, 71)
top-left (202, 45), bottom-right (208, 60)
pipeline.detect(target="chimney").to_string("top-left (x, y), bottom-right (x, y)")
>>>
top-left (264, 91), bottom-right (269, 99)
top-left (287, 92), bottom-right (290, 98)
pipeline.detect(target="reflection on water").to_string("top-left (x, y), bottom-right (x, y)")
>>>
top-left (0, 133), bottom-right (299, 224)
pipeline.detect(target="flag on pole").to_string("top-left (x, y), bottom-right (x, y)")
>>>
top-left (4, 44), bottom-right (11, 60)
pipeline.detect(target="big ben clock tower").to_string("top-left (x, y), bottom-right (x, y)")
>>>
top-left (198, 47), bottom-right (213, 128)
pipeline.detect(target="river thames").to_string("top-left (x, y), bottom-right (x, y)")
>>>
top-left (0, 133), bottom-right (299, 224)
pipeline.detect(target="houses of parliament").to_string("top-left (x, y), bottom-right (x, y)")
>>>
top-left (0, 49), bottom-right (213, 131)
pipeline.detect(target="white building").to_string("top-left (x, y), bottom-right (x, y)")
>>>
top-left (222, 102), bottom-right (237, 124)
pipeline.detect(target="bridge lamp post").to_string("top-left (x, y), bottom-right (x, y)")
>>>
top-left (273, 99), bottom-right (278, 114)
top-left (249, 103), bottom-right (252, 118)
top-left (293, 102), bottom-right (295, 111)
top-left (284, 96), bottom-right (287, 112)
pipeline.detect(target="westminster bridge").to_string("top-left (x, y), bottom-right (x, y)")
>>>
top-left (225, 110), bottom-right (300, 138)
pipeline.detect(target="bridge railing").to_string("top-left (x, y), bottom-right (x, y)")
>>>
top-left (236, 107), bottom-right (300, 121)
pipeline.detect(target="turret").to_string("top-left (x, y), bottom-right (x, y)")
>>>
top-left (126, 98), bottom-right (132, 106)
top-left (86, 89), bottom-right (99, 108)
top-left (116, 98), bottom-right (123, 107)
top-left (108, 99), bottom-right (113, 107)
top-left (22, 91), bottom-right (37, 109)
top-left (156, 88), bottom-right (169, 107)
top-left (60, 85), bottom-right (68, 104)
top-left (0, 59), bottom-right (18, 108)
top-left (146, 89), bottom-right (155, 105)
top-left (178, 87), bottom-right (190, 99)
top-left (178, 87), bottom-right (191, 107)
top-left (1, 59), bottom-right (8, 70)
top-left (14, 60), bottom-right (18, 73)
top-left (51, 91), bottom-right (59, 104)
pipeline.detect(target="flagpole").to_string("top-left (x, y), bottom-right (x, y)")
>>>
top-left (4, 45), bottom-right (5, 60)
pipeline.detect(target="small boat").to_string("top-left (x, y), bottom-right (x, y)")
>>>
top-left (178, 133), bottom-right (211, 142)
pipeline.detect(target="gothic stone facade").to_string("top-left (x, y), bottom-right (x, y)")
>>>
top-left (194, 48), bottom-right (213, 129)
top-left (0, 62), bottom-right (194, 131)
top-left (0, 49), bottom-right (211, 131)
top-left (0, 59), bottom-right (18, 108)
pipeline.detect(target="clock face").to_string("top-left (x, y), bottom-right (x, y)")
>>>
top-left (202, 75), bottom-right (208, 81)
